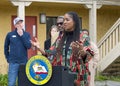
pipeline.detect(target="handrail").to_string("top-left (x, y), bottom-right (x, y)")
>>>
top-left (97, 18), bottom-right (120, 72)
top-left (97, 18), bottom-right (120, 47)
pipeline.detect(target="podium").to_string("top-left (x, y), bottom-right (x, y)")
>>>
top-left (18, 65), bottom-right (76, 86)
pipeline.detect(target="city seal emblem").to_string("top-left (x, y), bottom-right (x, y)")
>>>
top-left (26, 55), bottom-right (52, 85)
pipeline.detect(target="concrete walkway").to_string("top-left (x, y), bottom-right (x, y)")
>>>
top-left (95, 80), bottom-right (120, 86)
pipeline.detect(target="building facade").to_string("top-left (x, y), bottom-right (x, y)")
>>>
top-left (0, 0), bottom-right (120, 74)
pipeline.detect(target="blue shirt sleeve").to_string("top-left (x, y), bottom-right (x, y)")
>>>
top-left (4, 33), bottom-right (10, 62)
top-left (20, 32), bottom-right (31, 49)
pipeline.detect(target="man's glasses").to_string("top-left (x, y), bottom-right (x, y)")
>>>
top-left (57, 22), bottom-right (63, 26)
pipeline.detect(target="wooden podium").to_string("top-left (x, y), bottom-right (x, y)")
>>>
top-left (18, 65), bottom-right (76, 86)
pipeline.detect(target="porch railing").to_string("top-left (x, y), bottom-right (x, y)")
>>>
top-left (97, 18), bottom-right (120, 71)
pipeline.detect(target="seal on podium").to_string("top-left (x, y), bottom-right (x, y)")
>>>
top-left (26, 55), bottom-right (52, 85)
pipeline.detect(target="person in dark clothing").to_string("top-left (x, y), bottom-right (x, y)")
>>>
top-left (44, 38), bottom-right (51, 50)
top-left (44, 16), bottom-right (64, 50)
top-left (44, 25), bottom-right (59, 50)
top-left (4, 17), bottom-right (31, 86)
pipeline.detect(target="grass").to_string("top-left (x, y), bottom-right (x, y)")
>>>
top-left (0, 74), bottom-right (18, 86)
top-left (0, 73), bottom-right (120, 86)
top-left (95, 74), bottom-right (120, 82)
top-left (0, 74), bottom-right (8, 86)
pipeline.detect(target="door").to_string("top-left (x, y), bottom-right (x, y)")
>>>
top-left (11, 16), bottom-right (37, 59)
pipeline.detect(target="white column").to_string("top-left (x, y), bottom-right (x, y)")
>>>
top-left (84, 1), bottom-right (102, 44)
top-left (17, 2), bottom-right (25, 21)
top-left (11, 1), bottom-right (32, 30)
top-left (91, 1), bottom-right (97, 43)
top-left (89, 6), bottom-right (93, 41)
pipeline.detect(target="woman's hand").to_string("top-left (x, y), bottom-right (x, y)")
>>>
top-left (30, 38), bottom-right (40, 49)
top-left (30, 38), bottom-right (46, 55)
top-left (70, 41), bottom-right (86, 57)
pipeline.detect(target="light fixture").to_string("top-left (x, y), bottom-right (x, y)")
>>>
top-left (40, 13), bottom-right (46, 24)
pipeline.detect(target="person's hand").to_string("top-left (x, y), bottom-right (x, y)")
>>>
top-left (70, 41), bottom-right (80, 56)
top-left (30, 38), bottom-right (40, 49)
top-left (31, 38), bottom-right (46, 55)
top-left (17, 28), bottom-right (23, 36)
top-left (70, 41), bottom-right (86, 57)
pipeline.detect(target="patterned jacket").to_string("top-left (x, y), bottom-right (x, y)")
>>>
top-left (45, 31), bottom-right (94, 86)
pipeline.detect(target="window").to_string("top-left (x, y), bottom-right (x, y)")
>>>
top-left (46, 17), bottom-right (57, 39)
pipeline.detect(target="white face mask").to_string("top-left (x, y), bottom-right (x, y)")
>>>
top-left (51, 28), bottom-right (59, 45)
top-left (51, 32), bottom-right (59, 38)
top-left (51, 28), bottom-right (59, 37)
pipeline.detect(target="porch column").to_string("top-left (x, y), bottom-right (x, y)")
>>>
top-left (85, 1), bottom-right (102, 43)
top-left (11, 1), bottom-right (32, 30)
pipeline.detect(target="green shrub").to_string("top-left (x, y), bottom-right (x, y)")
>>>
top-left (95, 74), bottom-right (120, 82)
top-left (0, 74), bottom-right (19, 86)
top-left (0, 74), bottom-right (8, 86)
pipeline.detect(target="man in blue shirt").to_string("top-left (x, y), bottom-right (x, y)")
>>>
top-left (4, 17), bottom-right (31, 86)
